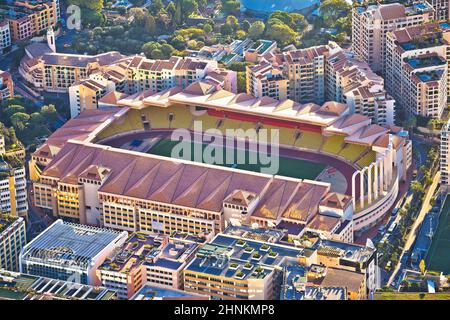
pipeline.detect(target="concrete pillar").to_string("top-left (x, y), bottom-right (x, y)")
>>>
top-left (368, 165), bottom-right (372, 204)
top-left (360, 168), bottom-right (366, 209)
top-left (352, 171), bottom-right (358, 210)
top-left (374, 160), bottom-right (379, 200)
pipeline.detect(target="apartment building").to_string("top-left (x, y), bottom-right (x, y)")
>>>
top-left (42, 52), bottom-right (125, 92)
top-left (68, 74), bottom-right (120, 118)
top-left (280, 45), bottom-right (328, 103)
top-left (96, 233), bottom-right (199, 299)
top-left (20, 220), bottom-right (128, 285)
top-left (4, 0), bottom-right (58, 41)
top-left (0, 70), bottom-right (14, 102)
top-left (326, 49), bottom-right (395, 125)
top-left (0, 20), bottom-right (11, 53)
top-left (441, 119), bottom-right (450, 191)
top-left (385, 22), bottom-right (450, 119)
top-left (0, 156), bottom-right (28, 218)
top-left (247, 42), bottom-right (395, 124)
top-left (125, 56), bottom-right (235, 95)
top-left (246, 61), bottom-right (289, 101)
top-left (0, 215), bottom-right (26, 272)
top-left (183, 228), bottom-right (377, 300)
top-left (352, 2), bottom-right (433, 73)
top-left (427, 0), bottom-right (450, 20)
top-left (0, 136), bottom-right (4, 155)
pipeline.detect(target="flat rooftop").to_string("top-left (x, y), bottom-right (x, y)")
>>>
top-left (132, 285), bottom-right (208, 300)
top-left (0, 269), bottom-right (116, 300)
top-left (99, 232), bottom-right (198, 273)
top-left (0, 214), bottom-right (20, 234)
top-left (185, 234), bottom-right (304, 280)
top-left (21, 220), bottom-right (126, 268)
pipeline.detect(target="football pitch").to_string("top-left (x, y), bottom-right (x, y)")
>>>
top-left (147, 138), bottom-right (326, 180)
top-left (426, 196), bottom-right (450, 273)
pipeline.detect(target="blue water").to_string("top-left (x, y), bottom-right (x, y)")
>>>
top-left (241, 0), bottom-right (320, 13)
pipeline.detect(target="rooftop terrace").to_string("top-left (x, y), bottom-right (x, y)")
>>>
top-left (186, 234), bottom-right (305, 280)
top-left (415, 69), bottom-right (445, 82)
top-left (99, 232), bottom-right (199, 273)
top-left (0, 269), bottom-right (116, 300)
top-left (405, 55), bottom-right (447, 69)
top-left (0, 214), bottom-right (20, 234)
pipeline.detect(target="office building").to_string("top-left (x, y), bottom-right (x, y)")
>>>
top-left (20, 220), bottom-right (128, 285)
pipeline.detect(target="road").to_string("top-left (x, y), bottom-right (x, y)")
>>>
top-left (387, 171), bottom-right (440, 287)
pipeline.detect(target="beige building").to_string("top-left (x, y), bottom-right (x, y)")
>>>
top-left (352, 2), bottom-right (433, 73)
top-left (0, 156), bottom-right (28, 218)
top-left (441, 119), bottom-right (450, 191)
top-left (246, 42), bottom-right (395, 125)
top-left (385, 22), bottom-right (450, 119)
top-left (5, 0), bottom-right (58, 41)
top-left (0, 70), bottom-right (14, 102)
top-left (246, 61), bottom-right (289, 101)
top-left (96, 233), bottom-right (199, 299)
top-left (0, 20), bottom-right (11, 53)
top-left (183, 230), bottom-right (377, 300)
top-left (0, 215), bottom-right (26, 271)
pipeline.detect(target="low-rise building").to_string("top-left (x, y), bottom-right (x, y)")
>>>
top-left (0, 269), bottom-right (117, 300)
top-left (0, 155), bottom-right (27, 218)
top-left (0, 20), bottom-right (11, 53)
top-left (0, 70), bottom-right (14, 102)
top-left (0, 215), bottom-right (26, 271)
top-left (97, 232), bottom-right (199, 299)
top-left (191, 38), bottom-right (276, 66)
top-left (183, 229), bottom-right (377, 300)
top-left (19, 219), bottom-right (128, 285)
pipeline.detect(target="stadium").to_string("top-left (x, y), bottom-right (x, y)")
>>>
top-left (29, 81), bottom-right (412, 240)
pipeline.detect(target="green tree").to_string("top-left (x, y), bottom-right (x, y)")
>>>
top-left (160, 43), bottom-right (175, 58)
top-left (265, 23), bottom-right (297, 47)
top-left (237, 72), bottom-right (246, 93)
top-left (150, 0), bottom-right (164, 15)
top-left (203, 23), bottom-right (213, 34)
top-left (220, 23), bottom-right (233, 36)
top-left (10, 113), bottom-right (30, 131)
top-left (248, 21), bottom-right (265, 40)
top-left (226, 15), bottom-right (239, 31)
top-left (182, 0), bottom-right (198, 18)
top-left (221, 0), bottom-right (240, 15)
top-left (242, 20), bottom-right (251, 32)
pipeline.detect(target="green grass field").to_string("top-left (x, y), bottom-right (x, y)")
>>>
top-left (148, 138), bottom-right (325, 180)
top-left (426, 196), bottom-right (450, 274)
top-left (374, 292), bottom-right (450, 300)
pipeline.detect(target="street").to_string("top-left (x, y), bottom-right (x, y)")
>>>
top-left (387, 171), bottom-right (441, 288)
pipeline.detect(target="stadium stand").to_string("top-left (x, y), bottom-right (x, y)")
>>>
top-left (321, 135), bottom-right (345, 155)
top-left (97, 109), bottom-right (144, 140)
top-left (193, 113), bottom-right (220, 130)
top-left (168, 106), bottom-right (194, 129)
top-left (339, 144), bottom-right (368, 162)
top-left (140, 107), bottom-right (170, 128)
top-left (296, 131), bottom-right (323, 150)
top-left (357, 150), bottom-right (377, 168)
